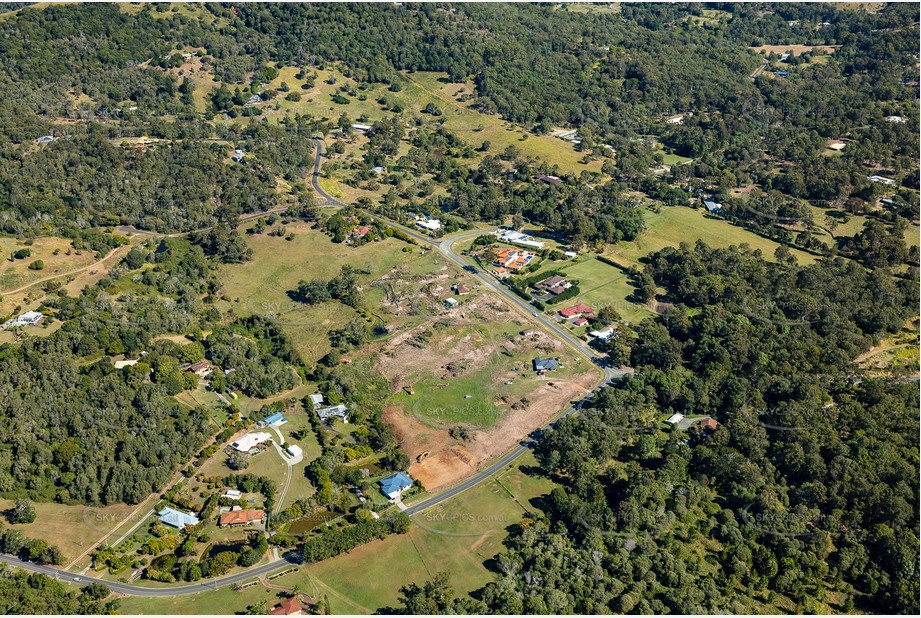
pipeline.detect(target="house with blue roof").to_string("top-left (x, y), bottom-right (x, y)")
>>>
top-left (260, 411), bottom-right (287, 427)
top-left (379, 472), bottom-right (414, 501)
top-left (158, 507), bottom-right (200, 530)
top-left (703, 200), bottom-right (722, 213)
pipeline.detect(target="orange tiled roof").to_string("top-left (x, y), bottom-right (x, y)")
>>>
top-left (219, 508), bottom-right (265, 526)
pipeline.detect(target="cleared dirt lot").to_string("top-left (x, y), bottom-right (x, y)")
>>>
top-left (378, 292), bottom-right (599, 491)
top-left (749, 44), bottom-right (839, 57)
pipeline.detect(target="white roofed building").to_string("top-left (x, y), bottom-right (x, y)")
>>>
top-left (231, 432), bottom-right (272, 453)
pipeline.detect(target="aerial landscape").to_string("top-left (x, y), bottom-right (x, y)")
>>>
top-left (0, 1), bottom-right (917, 616)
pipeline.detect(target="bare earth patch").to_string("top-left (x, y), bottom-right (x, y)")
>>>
top-left (378, 292), bottom-right (599, 492)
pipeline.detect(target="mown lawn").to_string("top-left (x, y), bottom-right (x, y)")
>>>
top-left (611, 205), bottom-right (818, 266)
top-left (555, 258), bottom-right (654, 324)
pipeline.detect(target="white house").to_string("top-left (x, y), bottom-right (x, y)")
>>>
top-left (232, 149), bottom-right (244, 162)
top-left (416, 218), bottom-right (441, 231)
top-left (310, 393), bottom-right (325, 409)
top-left (665, 413), bottom-right (685, 425)
top-left (589, 327), bottom-right (615, 341)
top-left (868, 175), bottom-right (896, 186)
top-left (351, 123), bottom-right (372, 132)
top-left (230, 432), bottom-right (272, 453)
top-left (496, 229), bottom-right (546, 249)
top-left (3, 310), bottom-right (45, 330)
top-left (444, 297), bottom-right (459, 308)
top-left (222, 489), bottom-right (242, 500)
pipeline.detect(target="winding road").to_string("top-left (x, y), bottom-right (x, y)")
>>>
top-left (0, 141), bottom-right (632, 596)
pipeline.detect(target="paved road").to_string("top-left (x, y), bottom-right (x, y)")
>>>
top-left (311, 141), bottom-right (345, 206)
top-left (0, 553), bottom-right (298, 597)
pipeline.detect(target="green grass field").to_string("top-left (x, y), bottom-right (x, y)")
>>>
top-left (556, 258), bottom-right (654, 323)
top-left (610, 205), bottom-right (818, 266)
top-left (0, 499), bottom-right (142, 566)
top-left (217, 223), bottom-right (449, 366)
top-left (385, 318), bottom-right (585, 429)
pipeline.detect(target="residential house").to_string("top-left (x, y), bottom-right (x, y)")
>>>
top-left (186, 360), bottom-right (210, 374)
top-left (452, 284), bottom-right (471, 295)
top-left (231, 149), bottom-right (244, 162)
top-left (309, 393), bottom-right (324, 409)
top-left (666, 114), bottom-right (685, 125)
top-left (416, 218), bottom-right (441, 231)
top-left (779, 52), bottom-right (791, 62)
top-left (536, 274), bottom-right (570, 296)
top-left (589, 327), bottom-right (615, 341)
top-left (699, 418), bottom-right (719, 432)
top-left (352, 225), bottom-right (372, 238)
top-left (533, 357), bottom-right (559, 373)
top-left (496, 229), bottom-right (546, 249)
top-left (494, 247), bottom-right (536, 272)
top-left (260, 412), bottom-right (287, 427)
top-left (371, 166), bottom-right (385, 175)
top-left (269, 598), bottom-right (305, 616)
top-left (230, 432), bottom-right (272, 453)
top-left (17, 310), bottom-right (44, 325)
top-left (533, 174), bottom-right (562, 185)
top-left (703, 200), bottom-right (722, 213)
top-left (2, 310), bottom-right (45, 330)
top-left (379, 472), bottom-right (414, 500)
top-left (316, 404), bottom-right (349, 424)
top-left (219, 508), bottom-right (265, 527)
top-left (665, 413), bottom-right (685, 425)
top-left (868, 175), bottom-right (896, 186)
top-left (35, 135), bottom-right (55, 144)
top-left (559, 303), bottom-right (593, 320)
top-left (158, 507), bottom-right (200, 530)
top-left (246, 94), bottom-right (263, 106)
top-left (572, 317), bottom-right (589, 327)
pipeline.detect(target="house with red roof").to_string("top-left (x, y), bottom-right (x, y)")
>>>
top-left (219, 508), bottom-right (265, 527)
top-left (269, 598), bottom-right (304, 616)
top-left (559, 303), bottom-right (593, 320)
